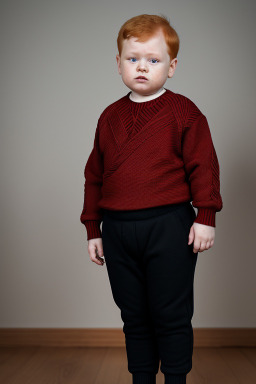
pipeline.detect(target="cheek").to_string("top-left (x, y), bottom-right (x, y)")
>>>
top-left (122, 64), bottom-right (133, 77)
top-left (154, 65), bottom-right (169, 78)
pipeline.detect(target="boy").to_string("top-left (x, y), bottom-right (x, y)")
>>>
top-left (80, 14), bottom-right (223, 384)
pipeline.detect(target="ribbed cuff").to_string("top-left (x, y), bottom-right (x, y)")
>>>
top-left (133, 372), bottom-right (156, 384)
top-left (194, 207), bottom-right (216, 227)
top-left (84, 220), bottom-right (102, 240)
top-left (164, 373), bottom-right (186, 384)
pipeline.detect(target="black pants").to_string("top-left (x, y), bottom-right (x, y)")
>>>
top-left (102, 202), bottom-right (198, 384)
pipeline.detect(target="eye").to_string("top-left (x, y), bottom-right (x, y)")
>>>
top-left (128, 57), bottom-right (137, 63)
top-left (150, 58), bottom-right (159, 64)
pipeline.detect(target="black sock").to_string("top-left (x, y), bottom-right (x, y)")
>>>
top-left (164, 373), bottom-right (186, 384)
top-left (133, 372), bottom-right (156, 384)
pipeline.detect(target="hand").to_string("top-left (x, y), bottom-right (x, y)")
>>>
top-left (188, 222), bottom-right (215, 253)
top-left (88, 238), bottom-right (105, 266)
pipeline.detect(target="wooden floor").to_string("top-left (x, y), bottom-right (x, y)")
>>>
top-left (0, 346), bottom-right (255, 384)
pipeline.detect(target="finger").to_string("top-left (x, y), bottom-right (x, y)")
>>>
top-left (95, 247), bottom-right (105, 264)
top-left (193, 239), bottom-right (200, 253)
top-left (188, 227), bottom-right (194, 245)
top-left (96, 253), bottom-right (105, 265)
top-left (92, 255), bottom-right (104, 266)
top-left (199, 240), bottom-right (206, 252)
top-left (96, 246), bottom-right (104, 258)
top-left (89, 245), bottom-right (105, 266)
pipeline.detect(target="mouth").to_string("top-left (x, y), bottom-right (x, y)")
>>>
top-left (135, 76), bottom-right (148, 80)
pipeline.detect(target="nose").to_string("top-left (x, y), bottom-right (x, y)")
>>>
top-left (137, 59), bottom-right (148, 72)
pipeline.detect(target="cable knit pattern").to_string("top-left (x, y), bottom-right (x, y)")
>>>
top-left (80, 88), bottom-right (223, 240)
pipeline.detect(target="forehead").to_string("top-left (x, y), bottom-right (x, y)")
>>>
top-left (123, 31), bottom-right (167, 55)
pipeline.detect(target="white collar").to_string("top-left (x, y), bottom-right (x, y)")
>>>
top-left (129, 87), bottom-right (166, 103)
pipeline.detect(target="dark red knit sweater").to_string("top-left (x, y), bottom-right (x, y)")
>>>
top-left (80, 88), bottom-right (223, 240)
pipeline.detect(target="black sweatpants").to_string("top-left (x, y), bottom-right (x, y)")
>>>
top-left (101, 202), bottom-right (198, 384)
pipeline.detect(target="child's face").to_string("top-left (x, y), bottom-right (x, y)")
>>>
top-left (116, 28), bottom-right (177, 96)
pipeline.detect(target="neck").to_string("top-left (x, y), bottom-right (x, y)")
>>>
top-left (129, 87), bottom-right (166, 103)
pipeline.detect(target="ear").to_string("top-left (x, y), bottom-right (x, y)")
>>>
top-left (168, 58), bottom-right (178, 78)
top-left (116, 54), bottom-right (121, 75)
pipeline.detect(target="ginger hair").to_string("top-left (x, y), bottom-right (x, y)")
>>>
top-left (117, 14), bottom-right (180, 61)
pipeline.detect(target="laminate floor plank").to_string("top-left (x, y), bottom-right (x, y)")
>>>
top-left (0, 347), bottom-right (255, 384)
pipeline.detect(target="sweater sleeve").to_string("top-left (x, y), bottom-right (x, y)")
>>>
top-left (80, 118), bottom-right (104, 240)
top-left (181, 112), bottom-right (223, 227)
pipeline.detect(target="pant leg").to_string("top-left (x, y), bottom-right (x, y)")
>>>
top-left (102, 213), bottom-right (160, 377)
top-left (135, 203), bottom-right (198, 378)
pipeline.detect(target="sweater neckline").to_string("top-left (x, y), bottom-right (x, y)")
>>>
top-left (126, 87), bottom-right (169, 106)
top-left (115, 87), bottom-right (172, 140)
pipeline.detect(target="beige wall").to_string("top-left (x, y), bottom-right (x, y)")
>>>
top-left (1, 0), bottom-right (255, 328)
